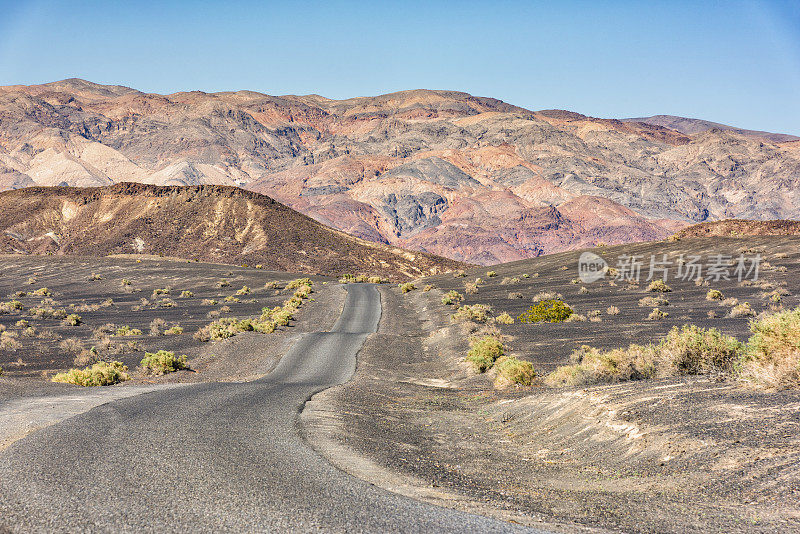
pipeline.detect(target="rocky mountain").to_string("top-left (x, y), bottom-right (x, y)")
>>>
top-left (0, 183), bottom-right (463, 279)
top-left (2, 79), bottom-right (799, 264)
top-left (622, 115), bottom-right (800, 144)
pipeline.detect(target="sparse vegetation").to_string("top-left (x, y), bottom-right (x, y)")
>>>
top-left (647, 280), bottom-right (672, 292)
top-left (741, 307), bottom-right (800, 389)
top-left (452, 304), bottom-right (492, 323)
top-left (423, 284), bottom-right (436, 292)
top-left (51, 361), bottom-right (130, 386)
top-left (180, 290), bottom-right (194, 298)
top-left (398, 282), bottom-right (416, 293)
top-left (466, 336), bottom-right (505, 372)
top-left (115, 325), bottom-right (143, 336)
top-left (236, 286), bottom-right (251, 295)
top-left (140, 350), bottom-right (188, 375)
top-left (493, 356), bottom-right (536, 386)
top-left (32, 287), bottom-right (52, 297)
top-left (62, 314), bottom-right (82, 326)
top-left (730, 302), bottom-right (756, 318)
top-left (0, 300), bottom-right (23, 314)
top-left (89, 273), bottom-right (103, 281)
top-left (706, 289), bottom-right (724, 301)
top-left (486, 271), bottom-right (498, 278)
top-left (165, 326), bottom-right (183, 335)
top-left (639, 295), bottom-right (669, 307)
top-left (647, 308), bottom-right (668, 320)
top-left (441, 290), bottom-right (463, 305)
top-left (264, 280), bottom-right (280, 290)
top-left (495, 312), bottom-right (514, 324)
top-left (453, 270), bottom-right (467, 278)
top-left (518, 300), bottom-right (572, 323)
top-left (606, 305), bottom-right (620, 315)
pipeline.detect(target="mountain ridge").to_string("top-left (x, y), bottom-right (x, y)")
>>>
top-left (2, 79), bottom-right (799, 264)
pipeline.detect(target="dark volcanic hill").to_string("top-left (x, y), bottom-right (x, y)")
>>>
top-left (2, 79), bottom-right (800, 264)
top-left (673, 219), bottom-right (800, 238)
top-left (0, 183), bottom-right (463, 279)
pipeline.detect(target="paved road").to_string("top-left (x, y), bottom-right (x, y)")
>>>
top-left (0, 284), bottom-right (543, 533)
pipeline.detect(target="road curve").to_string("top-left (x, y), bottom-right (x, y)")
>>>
top-left (0, 284), bottom-right (543, 533)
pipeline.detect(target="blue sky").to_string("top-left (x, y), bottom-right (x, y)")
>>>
top-left (1, 0), bottom-right (798, 134)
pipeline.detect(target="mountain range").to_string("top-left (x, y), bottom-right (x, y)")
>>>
top-left (2, 78), bottom-right (799, 265)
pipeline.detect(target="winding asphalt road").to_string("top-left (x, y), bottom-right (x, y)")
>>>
top-left (0, 284), bottom-right (542, 533)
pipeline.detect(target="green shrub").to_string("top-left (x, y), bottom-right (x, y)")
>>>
top-left (51, 361), bottom-right (130, 386)
top-left (441, 290), bottom-right (463, 305)
top-left (495, 312), bottom-right (514, 325)
top-left (224, 296), bottom-right (240, 303)
top-left (0, 300), bottom-right (23, 314)
top-left (264, 280), bottom-right (280, 290)
top-left (741, 307), bottom-right (800, 388)
top-left (545, 344), bottom-right (656, 387)
top-left (647, 308), bottom-right (668, 320)
top-left (286, 278), bottom-right (313, 291)
top-left (466, 337), bottom-right (505, 372)
top-left (140, 350), bottom-right (188, 375)
top-left (494, 356), bottom-right (536, 386)
top-left (236, 286), bottom-right (251, 295)
top-left (486, 271), bottom-right (498, 278)
top-left (647, 280), bottom-right (672, 292)
top-left (659, 325), bottom-right (743, 375)
top-left (730, 302), bottom-right (756, 318)
top-left (89, 273), bottom-right (103, 281)
top-left (706, 289), bottom-right (724, 301)
top-left (115, 325), bottom-right (142, 336)
top-left (63, 314), bottom-right (82, 326)
top-left (32, 287), bottom-right (52, 297)
top-left (398, 282), bottom-right (416, 293)
top-left (518, 300), bottom-right (572, 323)
top-left (164, 326), bottom-right (183, 335)
top-left (452, 304), bottom-right (492, 323)
top-left (180, 290), bottom-right (194, 298)
top-left (423, 284), bottom-right (435, 292)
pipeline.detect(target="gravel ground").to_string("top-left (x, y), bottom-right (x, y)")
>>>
top-left (305, 237), bottom-right (800, 533)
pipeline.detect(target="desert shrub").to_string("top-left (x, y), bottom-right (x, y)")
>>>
top-left (59, 338), bottom-right (84, 354)
top-left (180, 290), bottom-right (194, 298)
top-left (532, 291), bottom-right (561, 302)
top-left (89, 273), bottom-right (103, 281)
top-left (501, 277), bottom-right (520, 285)
top-left (217, 279), bottom-right (230, 288)
top-left (194, 318), bottom-right (250, 342)
top-left (546, 344), bottom-right (657, 387)
top-left (441, 291), bottom-right (463, 305)
top-left (494, 356), bottom-right (536, 386)
top-left (486, 271), bottom-right (498, 278)
top-left (115, 325), bottom-right (142, 336)
top-left (639, 295), bottom-right (669, 307)
top-left (264, 280), bottom-right (280, 290)
top-left (453, 270), bottom-right (467, 278)
top-left (51, 361), bottom-right (130, 386)
top-left (495, 312), bottom-right (514, 325)
top-left (165, 326), bottom-right (183, 335)
top-left (285, 278), bottom-right (313, 291)
top-left (0, 300), bottom-right (23, 314)
top-left (32, 287), bottom-right (51, 297)
top-left (201, 298), bottom-right (218, 306)
top-left (721, 297), bottom-right (739, 307)
top-left (706, 289), bottom-right (724, 301)
top-left (518, 300), bottom-right (572, 323)
top-left (63, 314), bottom-right (82, 326)
top-left (219, 305), bottom-right (232, 313)
top-left (15, 319), bottom-right (29, 328)
top-left (20, 326), bottom-right (35, 337)
top-left (658, 325), bottom-right (743, 376)
top-left (120, 278), bottom-right (132, 286)
top-left (730, 302), bottom-right (756, 318)
top-left (564, 313), bottom-right (586, 322)
top-left (73, 347), bottom-right (100, 367)
top-left (29, 307), bottom-right (68, 320)
top-left (466, 336), bottom-right (505, 372)
top-left (149, 318), bottom-right (167, 336)
top-left (452, 304), bottom-right (492, 323)
top-left (742, 307), bottom-right (800, 388)
top-left (157, 298), bottom-right (176, 308)
top-left (152, 287), bottom-right (171, 298)
top-left (694, 278), bottom-right (709, 287)
top-left (0, 331), bottom-right (21, 350)
top-left (521, 274), bottom-right (530, 279)
top-left (647, 308), bottom-right (668, 320)
top-left (224, 296), bottom-right (240, 303)
top-left (398, 282), bottom-right (416, 293)
top-left (606, 306), bottom-right (620, 315)
top-left (647, 280), bottom-right (672, 293)
top-left (508, 292), bottom-right (523, 300)
top-left (423, 284), bottom-right (436, 292)
top-left (140, 350), bottom-right (188, 375)
top-left (579, 286), bottom-right (589, 294)
top-left (236, 286), bottom-right (251, 295)
top-left (464, 283), bottom-right (479, 294)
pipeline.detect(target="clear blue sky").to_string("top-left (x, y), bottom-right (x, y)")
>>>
top-left (1, 0), bottom-right (798, 135)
